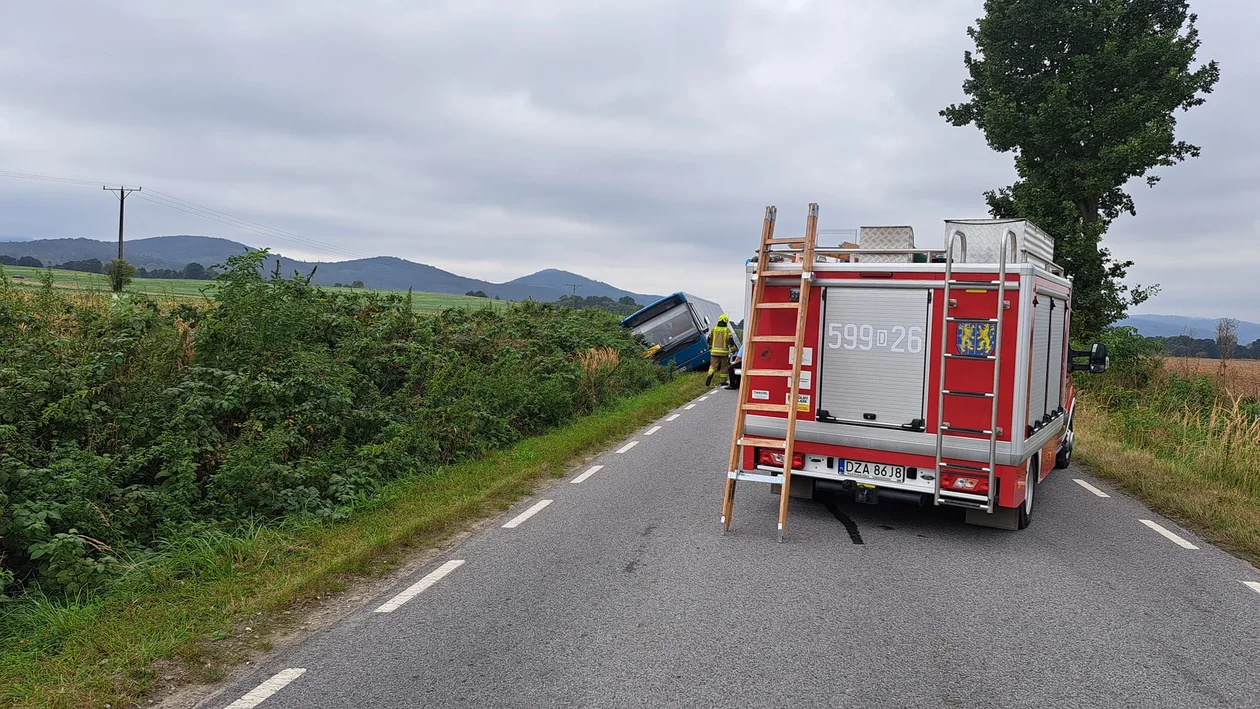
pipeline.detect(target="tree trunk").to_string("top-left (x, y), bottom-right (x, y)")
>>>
top-left (1075, 196), bottom-right (1101, 223)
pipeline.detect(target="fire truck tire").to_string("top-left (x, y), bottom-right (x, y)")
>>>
top-left (1055, 405), bottom-right (1076, 470)
top-left (1018, 457), bottom-right (1038, 530)
top-left (1055, 422), bottom-right (1074, 469)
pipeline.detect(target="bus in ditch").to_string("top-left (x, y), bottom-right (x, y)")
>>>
top-left (621, 292), bottom-right (740, 371)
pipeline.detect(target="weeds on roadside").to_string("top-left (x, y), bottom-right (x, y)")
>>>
top-left (0, 250), bottom-right (669, 602)
top-left (1076, 327), bottom-right (1260, 548)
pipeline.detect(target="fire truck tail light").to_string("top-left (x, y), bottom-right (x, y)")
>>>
top-left (757, 448), bottom-right (805, 470)
top-left (941, 472), bottom-right (989, 495)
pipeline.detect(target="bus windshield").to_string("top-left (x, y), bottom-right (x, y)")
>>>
top-left (634, 306), bottom-right (699, 349)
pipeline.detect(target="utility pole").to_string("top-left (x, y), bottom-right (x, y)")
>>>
top-left (103, 185), bottom-right (141, 260)
top-left (566, 284), bottom-right (581, 298)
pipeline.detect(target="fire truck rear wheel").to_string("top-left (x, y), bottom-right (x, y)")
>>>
top-left (1055, 404), bottom-right (1076, 470)
top-left (1055, 421), bottom-right (1074, 470)
top-left (1018, 457), bottom-right (1038, 530)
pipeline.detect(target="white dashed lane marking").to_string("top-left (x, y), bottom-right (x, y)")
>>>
top-left (644, 426), bottom-right (662, 436)
top-left (699, 396), bottom-right (709, 401)
top-left (1242, 581), bottom-right (1260, 597)
top-left (224, 669), bottom-right (307, 708)
top-left (666, 414), bottom-right (680, 421)
top-left (1139, 519), bottom-right (1199, 550)
top-left (1072, 479), bottom-right (1110, 497)
top-left (571, 465), bottom-right (603, 484)
top-left (685, 404), bottom-right (696, 410)
top-left (617, 440), bottom-right (639, 454)
top-left (374, 560), bottom-right (465, 613)
top-left (502, 500), bottom-right (553, 529)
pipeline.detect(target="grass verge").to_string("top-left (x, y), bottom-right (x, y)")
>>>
top-left (0, 374), bottom-right (707, 708)
top-left (1075, 400), bottom-right (1260, 567)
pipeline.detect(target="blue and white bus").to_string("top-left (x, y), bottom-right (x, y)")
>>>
top-left (621, 292), bottom-right (739, 371)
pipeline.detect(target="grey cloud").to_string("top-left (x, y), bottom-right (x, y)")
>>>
top-left (0, 0), bottom-right (1254, 319)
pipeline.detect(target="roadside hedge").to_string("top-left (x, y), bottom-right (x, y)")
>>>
top-left (0, 252), bottom-right (668, 598)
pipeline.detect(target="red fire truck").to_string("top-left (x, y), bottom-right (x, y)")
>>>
top-left (723, 209), bottom-right (1109, 534)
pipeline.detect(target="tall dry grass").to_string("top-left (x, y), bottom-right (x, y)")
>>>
top-left (1163, 356), bottom-right (1260, 401)
top-left (577, 346), bottom-right (621, 409)
top-left (1078, 355), bottom-right (1260, 563)
top-left (1075, 404), bottom-right (1260, 565)
top-left (578, 346), bottom-right (621, 375)
top-left (1166, 394), bottom-right (1260, 497)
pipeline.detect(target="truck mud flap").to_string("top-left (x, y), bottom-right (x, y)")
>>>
top-left (769, 475), bottom-right (816, 500)
top-left (965, 506), bottom-right (1020, 530)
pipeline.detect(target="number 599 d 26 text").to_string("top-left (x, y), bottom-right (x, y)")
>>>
top-left (826, 323), bottom-right (924, 353)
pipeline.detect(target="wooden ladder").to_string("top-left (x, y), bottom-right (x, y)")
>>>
top-left (721, 203), bottom-right (819, 542)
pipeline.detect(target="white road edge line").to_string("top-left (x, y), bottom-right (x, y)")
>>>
top-left (502, 499), bottom-right (553, 529)
top-left (666, 414), bottom-right (680, 421)
top-left (685, 404), bottom-right (696, 410)
top-left (571, 465), bottom-right (603, 484)
top-left (617, 440), bottom-right (639, 453)
top-left (699, 396), bottom-right (709, 401)
top-left (1139, 519), bottom-right (1199, 549)
top-left (1242, 581), bottom-right (1260, 596)
top-left (224, 668), bottom-right (307, 709)
top-left (1072, 478), bottom-right (1110, 498)
top-left (374, 560), bottom-right (465, 613)
top-left (644, 425), bottom-right (662, 436)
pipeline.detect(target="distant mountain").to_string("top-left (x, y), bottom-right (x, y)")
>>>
top-left (506, 268), bottom-right (659, 304)
top-left (1118, 314), bottom-right (1260, 344)
top-left (0, 235), bottom-right (657, 305)
top-left (107, 235), bottom-right (265, 270)
top-left (285, 256), bottom-right (565, 302)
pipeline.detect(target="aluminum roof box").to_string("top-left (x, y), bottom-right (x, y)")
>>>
top-left (944, 219), bottom-right (1057, 272)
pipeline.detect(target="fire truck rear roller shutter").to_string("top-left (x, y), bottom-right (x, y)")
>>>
top-left (818, 287), bottom-right (930, 428)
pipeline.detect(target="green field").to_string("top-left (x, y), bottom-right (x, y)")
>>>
top-left (0, 264), bottom-right (504, 312)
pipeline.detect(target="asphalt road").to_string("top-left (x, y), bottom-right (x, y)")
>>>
top-left (202, 389), bottom-right (1260, 709)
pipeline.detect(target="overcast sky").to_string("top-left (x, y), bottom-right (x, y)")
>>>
top-left (0, 0), bottom-right (1254, 320)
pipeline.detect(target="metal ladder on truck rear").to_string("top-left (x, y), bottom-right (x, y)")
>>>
top-left (933, 229), bottom-right (1017, 512)
top-left (720, 204), bottom-right (818, 542)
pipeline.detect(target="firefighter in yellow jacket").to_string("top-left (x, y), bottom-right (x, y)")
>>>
top-left (705, 315), bottom-right (732, 387)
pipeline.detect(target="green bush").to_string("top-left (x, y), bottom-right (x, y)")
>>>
top-left (0, 251), bottom-right (669, 598)
top-left (104, 258), bottom-right (137, 292)
top-left (1075, 325), bottom-right (1164, 396)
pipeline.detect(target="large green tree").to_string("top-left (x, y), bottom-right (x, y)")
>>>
top-left (942, 0), bottom-right (1219, 337)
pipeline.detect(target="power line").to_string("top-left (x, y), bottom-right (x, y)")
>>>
top-left (0, 169), bottom-right (367, 260)
top-left (0, 170), bottom-right (103, 187)
top-left (135, 192), bottom-right (365, 259)
top-left (143, 188), bottom-right (368, 258)
top-left (0, 169), bottom-right (516, 296)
